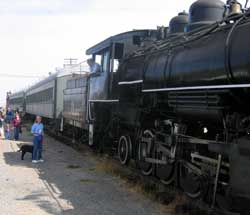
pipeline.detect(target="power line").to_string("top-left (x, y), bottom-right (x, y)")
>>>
top-left (0, 73), bottom-right (45, 78)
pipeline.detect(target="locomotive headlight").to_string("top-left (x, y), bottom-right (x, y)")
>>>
top-left (203, 127), bottom-right (208, 134)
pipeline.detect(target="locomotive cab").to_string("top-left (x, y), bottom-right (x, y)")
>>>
top-left (86, 30), bottom-right (157, 146)
top-left (86, 30), bottom-right (157, 102)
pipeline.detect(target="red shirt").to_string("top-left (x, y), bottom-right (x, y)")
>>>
top-left (13, 117), bottom-right (21, 127)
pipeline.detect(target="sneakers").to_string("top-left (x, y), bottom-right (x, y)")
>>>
top-left (32, 159), bottom-right (44, 163)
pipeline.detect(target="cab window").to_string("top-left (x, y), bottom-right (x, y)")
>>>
top-left (102, 51), bottom-right (110, 73)
top-left (113, 59), bottom-right (119, 73)
top-left (95, 55), bottom-right (102, 65)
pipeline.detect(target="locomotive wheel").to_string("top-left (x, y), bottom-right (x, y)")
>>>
top-left (137, 130), bottom-right (154, 176)
top-left (156, 152), bottom-right (175, 185)
top-left (118, 135), bottom-right (131, 165)
top-left (179, 163), bottom-right (201, 198)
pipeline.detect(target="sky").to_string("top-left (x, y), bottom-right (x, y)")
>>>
top-left (0, 0), bottom-right (247, 106)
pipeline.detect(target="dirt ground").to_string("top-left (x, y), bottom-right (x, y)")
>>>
top-left (0, 129), bottom-right (167, 215)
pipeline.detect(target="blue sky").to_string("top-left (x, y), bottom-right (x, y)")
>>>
top-left (0, 0), bottom-right (246, 106)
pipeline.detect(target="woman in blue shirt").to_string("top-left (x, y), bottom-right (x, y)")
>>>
top-left (31, 116), bottom-right (44, 163)
top-left (4, 107), bottom-right (14, 140)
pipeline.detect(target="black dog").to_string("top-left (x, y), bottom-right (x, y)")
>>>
top-left (18, 144), bottom-right (33, 160)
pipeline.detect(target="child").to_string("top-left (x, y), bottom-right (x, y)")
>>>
top-left (5, 123), bottom-right (10, 140)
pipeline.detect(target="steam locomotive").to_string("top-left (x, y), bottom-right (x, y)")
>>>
top-left (8, 0), bottom-right (250, 213)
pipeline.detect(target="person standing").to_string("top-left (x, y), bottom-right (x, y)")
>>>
top-left (0, 112), bottom-right (5, 139)
top-left (31, 116), bottom-right (44, 163)
top-left (4, 108), bottom-right (13, 140)
top-left (13, 112), bottom-right (21, 141)
top-left (87, 58), bottom-right (101, 73)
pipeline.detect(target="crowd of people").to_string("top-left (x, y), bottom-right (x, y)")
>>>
top-left (0, 107), bottom-right (21, 140)
top-left (0, 108), bottom-right (44, 164)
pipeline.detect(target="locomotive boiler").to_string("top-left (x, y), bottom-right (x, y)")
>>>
top-left (86, 0), bottom-right (250, 213)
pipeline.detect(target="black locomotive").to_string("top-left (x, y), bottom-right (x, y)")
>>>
top-left (86, 0), bottom-right (250, 213)
top-left (9, 0), bottom-right (250, 213)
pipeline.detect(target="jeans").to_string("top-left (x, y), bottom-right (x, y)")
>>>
top-left (32, 136), bottom-right (43, 160)
top-left (5, 131), bottom-right (10, 140)
top-left (5, 123), bottom-right (11, 140)
top-left (14, 127), bottom-right (19, 140)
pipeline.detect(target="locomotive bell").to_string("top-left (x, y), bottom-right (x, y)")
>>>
top-left (227, 0), bottom-right (242, 16)
top-left (186, 0), bottom-right (226, 32)
top-left (169, 11), bottom-right (189, 35)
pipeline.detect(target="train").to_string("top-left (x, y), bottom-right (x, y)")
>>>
top-left (7, 0), bottom-right (250, 213)
top-left (8, 90), bottom-right (25, 113)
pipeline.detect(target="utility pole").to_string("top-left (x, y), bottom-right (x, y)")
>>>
top-left (6, 91), bottom-right (11, 110)
top-left (64, 58), bottom-right (78, 65)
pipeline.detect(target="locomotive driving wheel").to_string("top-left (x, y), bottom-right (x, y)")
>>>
top-left (178, 162), bottom-right (201, 198)
top-left (137, 129), bottom-right (154, 176)
top-left (118, 135), bottom-right (131, 165)
top-left (156, 152), bottom-right (175, 185)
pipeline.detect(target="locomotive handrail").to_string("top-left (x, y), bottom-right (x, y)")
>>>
top-left (224, 15), bottom-right (247, 83)
top-left (131, 23), bottom-right (220, 57)
top-left (131, 12), bottom-right (250, 59)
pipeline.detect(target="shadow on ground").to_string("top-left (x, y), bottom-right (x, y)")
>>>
top-left (2, 134), bottom-right (164, 215)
